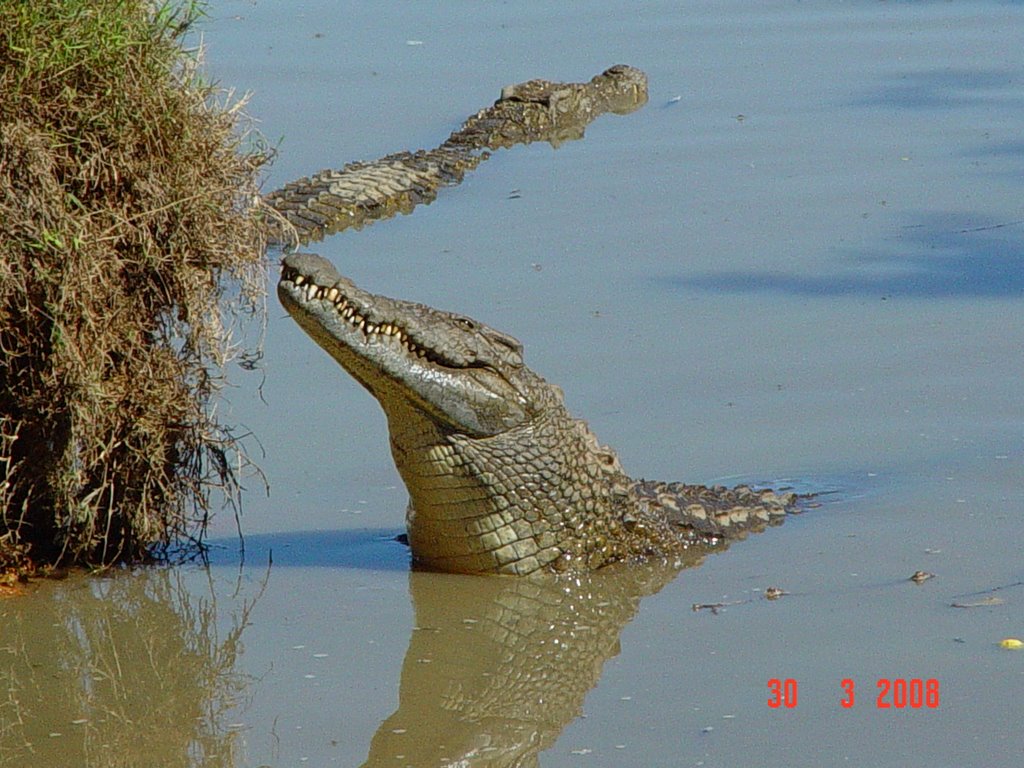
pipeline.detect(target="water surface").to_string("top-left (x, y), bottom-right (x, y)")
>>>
top-left (3, 2), bottom-right (1022, 766)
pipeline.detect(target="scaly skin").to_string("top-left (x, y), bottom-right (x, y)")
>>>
top-left (262, 65), bottom-right (648, 245)
top-left (278, 253), bottom-right (798, 575)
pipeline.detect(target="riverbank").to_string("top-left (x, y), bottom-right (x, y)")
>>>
top-left (0, 0), bottom-right (268, 575)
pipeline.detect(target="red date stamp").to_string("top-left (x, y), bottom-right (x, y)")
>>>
top-left (767, 678), bottom-right (940, 709)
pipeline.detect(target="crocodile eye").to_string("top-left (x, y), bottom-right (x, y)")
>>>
top-left (453, 317), bottom-right (476, 331)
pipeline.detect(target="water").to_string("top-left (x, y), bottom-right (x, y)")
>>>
top-left (2, 1), bottom-right (1022, 766)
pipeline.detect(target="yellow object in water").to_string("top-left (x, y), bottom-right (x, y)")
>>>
top-left (999, 638), bottom-right (1023, 650)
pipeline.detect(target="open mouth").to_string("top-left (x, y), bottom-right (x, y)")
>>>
top-left (280, 265), bottom-right (471, 370)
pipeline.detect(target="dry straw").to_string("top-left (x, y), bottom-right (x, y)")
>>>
top-left (0, 0), bottom-right (269, 573)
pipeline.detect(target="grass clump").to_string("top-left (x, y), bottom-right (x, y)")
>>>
top-left (0, 0), bottom-right (269, 572)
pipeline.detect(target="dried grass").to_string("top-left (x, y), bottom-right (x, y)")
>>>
top-left (0, 0), bottom-right (269, 571)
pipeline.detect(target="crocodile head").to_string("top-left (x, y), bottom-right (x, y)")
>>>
top-left (279, 252), bottom-right (531, 437)
top-left (279, 253), bottom-right (626, 574)
top-left (498, 64), bottom-right (649, 117)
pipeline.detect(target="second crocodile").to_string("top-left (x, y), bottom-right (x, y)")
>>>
top-left (262, 65), bottom-right (649, 245)
top-left (279, 253), bottom-right (800, 576)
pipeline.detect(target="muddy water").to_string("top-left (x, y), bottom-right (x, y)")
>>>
top-left (4, 1), bottom-right (1023, 766)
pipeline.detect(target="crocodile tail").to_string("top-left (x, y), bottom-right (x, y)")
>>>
top-left (632, 480), bottom-right (798, 542)
top-left (262, 148), bottom-right (482, 245)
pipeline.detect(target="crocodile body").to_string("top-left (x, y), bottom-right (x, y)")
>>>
top-left (279, 253), bottom-right (798, 575)
top-left (262, 65), bottom-right (648, 245)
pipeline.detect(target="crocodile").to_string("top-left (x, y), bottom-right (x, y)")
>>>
top-left (262, 64), bottom-right (649, 245)
top-left (278, 253), bottom-right (799, 575)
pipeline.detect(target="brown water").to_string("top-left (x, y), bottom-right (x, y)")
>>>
top-left (3, 1), bottom-right (1023, 766)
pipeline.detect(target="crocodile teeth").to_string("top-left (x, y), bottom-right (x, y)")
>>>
top-left (292, 274), bottom-right (305, 286)
top-left (322, 295), bottom-right (408, 342)
top-left (305, 283), bottom-right (320, 301)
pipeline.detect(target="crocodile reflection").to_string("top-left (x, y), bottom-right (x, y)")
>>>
top-left (360, 551), bottom-right (707, 767)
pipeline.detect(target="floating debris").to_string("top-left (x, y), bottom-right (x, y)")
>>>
top-left (951, 597), bottom-right (1004, 608)
top-left (692, 600), bottom-right (744, 614)
top-left (910, 571), bottom-right (935, 584)
top-left (999, 638), bottom-right (1023, 650)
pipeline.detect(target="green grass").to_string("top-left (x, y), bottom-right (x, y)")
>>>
top-left (0, 0), bottom-right (269, 573)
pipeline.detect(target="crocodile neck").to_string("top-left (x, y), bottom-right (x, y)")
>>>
top-left (279, 253), bottom-right (797, 575)
top-left (385, 390), bottom-right (637, 574)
